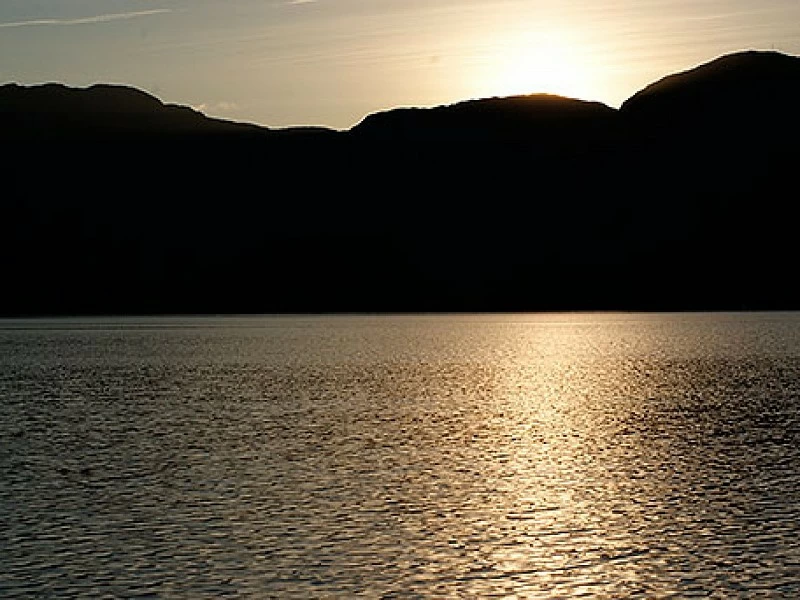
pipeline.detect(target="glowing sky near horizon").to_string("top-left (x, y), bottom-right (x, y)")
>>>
top-left (1, 1), bottom-right (798, 129)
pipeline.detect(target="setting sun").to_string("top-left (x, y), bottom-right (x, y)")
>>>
top-left (472, 28), bottom-right (600, 101)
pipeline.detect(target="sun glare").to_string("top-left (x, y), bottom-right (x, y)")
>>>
top-left (471, 28), bottom-right (598, 102)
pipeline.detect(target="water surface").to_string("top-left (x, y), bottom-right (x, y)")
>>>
top-left (2, 313), bottom-right (799, 597)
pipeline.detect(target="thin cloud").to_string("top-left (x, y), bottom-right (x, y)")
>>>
top-left (0, 9), bottom-right (172, 29)
top-left (287, 0), bottom-right (317, 5)
top-left (193, 101), bottom-right (239, 114)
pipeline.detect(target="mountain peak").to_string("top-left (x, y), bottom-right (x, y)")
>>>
top-left (0, 82), bottom-right (269, 140)
top-left (0, 82), bottom-right (165, 113)
top-left (621, 49), bottom-right (800, 114)
top-left (350, 93), bottom-right (616, 144)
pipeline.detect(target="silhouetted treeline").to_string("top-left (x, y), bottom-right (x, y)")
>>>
top-left (3, 50), bottom-right (799, 315)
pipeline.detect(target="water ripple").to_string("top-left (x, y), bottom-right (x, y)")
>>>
top-left (1, 313), bottom-right (799, 597)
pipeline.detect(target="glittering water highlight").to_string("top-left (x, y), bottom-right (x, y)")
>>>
top-left (2, 313), bottom-right (799, 597)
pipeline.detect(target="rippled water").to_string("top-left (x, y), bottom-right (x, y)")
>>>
top-left (2, 313), bottom-right (800, 597)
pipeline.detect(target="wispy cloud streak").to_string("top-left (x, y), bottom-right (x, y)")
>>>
top-left (0, 9), bottom-right (171, 29)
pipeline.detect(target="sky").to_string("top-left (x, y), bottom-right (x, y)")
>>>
top-left (1, 0), bottom-right (798, 130)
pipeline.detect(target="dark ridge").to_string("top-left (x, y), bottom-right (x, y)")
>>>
top-left (0, 82), bottom-right (164, 112)
top-left (622, 50), bottom-right (799, 105)
top-left (352, 94), bottom-right (617, 140)
top-left (2, 50), bottom-right (800, 316)
top-left (621, 50), bottom-right (800, 132)
top-left (0, 82), bottom-right (271, 140)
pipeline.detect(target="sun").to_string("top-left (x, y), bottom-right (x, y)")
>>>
top-left (471, 28), bottom-right (598, 101)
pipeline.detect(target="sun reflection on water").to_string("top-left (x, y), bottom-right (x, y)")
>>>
top-left (2, 314), bottom-right (800, 597)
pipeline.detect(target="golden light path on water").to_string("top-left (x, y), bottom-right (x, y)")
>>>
top-left (377, 314), bottom-right (661, 595)
top-left (2, 313), bottom-right (799, 597)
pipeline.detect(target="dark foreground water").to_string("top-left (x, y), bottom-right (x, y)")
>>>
top-left (1, 313), bottom-right (799, 598)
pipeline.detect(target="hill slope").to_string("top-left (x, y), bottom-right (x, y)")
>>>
top-left (0, 82), bottom-right (269, 140)
top-left (2, 50), bottom-right (800, 315)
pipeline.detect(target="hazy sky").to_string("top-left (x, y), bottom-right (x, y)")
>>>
top-left (1, 1), bottom-right (798, 129)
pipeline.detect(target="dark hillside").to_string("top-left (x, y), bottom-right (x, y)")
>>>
top-left (3, 50), bottom-right (800, 315)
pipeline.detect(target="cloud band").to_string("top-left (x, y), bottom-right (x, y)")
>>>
top-left (0, 9), bottom-right (171, 29)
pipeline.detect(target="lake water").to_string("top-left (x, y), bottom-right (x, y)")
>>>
top-left (1, 313), bottom-right (799, 598)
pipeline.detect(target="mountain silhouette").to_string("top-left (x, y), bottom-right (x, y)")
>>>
top-left (622, 50), bottom-right (800, 130)
top-left (2, 50), bottom-right (799, 315)
top-left (0, 82), bottom-right (269, 140)
top-left (352, 94), bottom-right (617, 147)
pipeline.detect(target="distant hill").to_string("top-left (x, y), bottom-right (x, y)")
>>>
top-left (0, 82), bottom-right (268, 140)
top-left (352, 94), bottom-right (617, 147)
top-left (2, 50), bottom-right (800, 315)
top-left (621, 50), bottom-right (800, 128)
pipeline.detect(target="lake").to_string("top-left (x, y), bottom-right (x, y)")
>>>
top-left (1, 313), bottom-right (799, 597)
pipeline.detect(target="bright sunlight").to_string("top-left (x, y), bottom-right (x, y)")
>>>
top-left (470, 27), bottom-right (600, 101)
